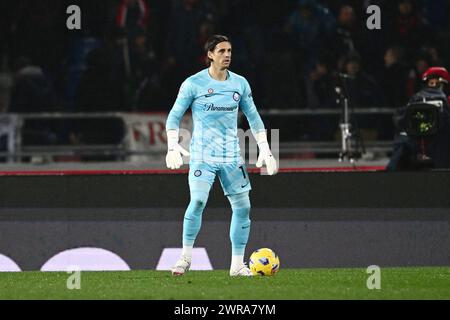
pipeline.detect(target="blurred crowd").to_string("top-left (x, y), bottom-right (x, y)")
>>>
top-left (0, 0), bottom-right (449, 115)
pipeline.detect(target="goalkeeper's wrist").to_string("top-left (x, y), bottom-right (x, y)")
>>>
top-left (166, 129), bottom-right (179, 150)
top-left (254, 131), bottom-right (271, 153)
top-left (258, 141), bottom-right (271, 155)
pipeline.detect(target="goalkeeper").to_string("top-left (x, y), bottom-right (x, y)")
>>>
top-left (165, 35), bottom-right (277, 277)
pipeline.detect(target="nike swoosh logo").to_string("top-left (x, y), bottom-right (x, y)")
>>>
top-left (242, 225), bottom-right (250, 229)
top-left (241, 182), bottom-right (249, 188)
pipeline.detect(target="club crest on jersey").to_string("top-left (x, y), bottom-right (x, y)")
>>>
top-left (194, 170), bottom-right (202, 177)
top-left (233, 92), bottom-right (241, 101)
top-left (208, 88), bottom-right (214, 94)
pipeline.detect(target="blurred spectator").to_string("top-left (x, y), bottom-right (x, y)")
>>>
top-left (116, 0), bottom-right (150, 38)
top-left (8, 57), bottom-right (61, 150)
top-left (75, 48), bottom-right (121, 112)
top-left (197, 20), bottom-right (216, 67)
top-left (305, 58), bottom-right (337, 109)
top-left (342, 53), bottom-right (387, 141)
top-left (358, 0), bottom-right (392, 75)
top-left (342, 54), bottom-right (383, 108)
top-left (73, 48), bottom-right (125, 153)
top-left (262, 51), bottom-right (306, 109)
top-left (336, 5), bottom-right (357, 50)
top-left (166, 0), bottom-right (214, 75)
top-left (284, 0), bottom-right (335, 69)
top-left (163, 0), bottom-right (215, 99)
top-left (304, 58), bottom-right (339, 140)
top-left (112, 0), bottom-right (151, 106)
top-left (387, 0), bottom-right (430, 53)
top-left (380, 46), bottom-right (409, 108)
top-left (418, 0), bottom-right (448, 32)
top-left (128, 29), bottom-right (156, 88)
top-left (7, 1), bottom-right (65, 81)
top-left (406, 49), bottom-right (432, 97)
top-left (323, 4), bottom-right (359, 58)
top-left (129, 29), bottom-right (165, 110)
top-left (0, 57), bottom-right (13, 113)
top-left (62, 0), bottom-right (116, 110)
top-left (9, 57), bottom-right (59, 113)
top-left (422, 45), bottom-right (446, 67)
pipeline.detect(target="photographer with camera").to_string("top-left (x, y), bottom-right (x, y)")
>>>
top-left (386, 67), bottom-right (450, 171)
top-left (387, 66), bottom-right (450, 170)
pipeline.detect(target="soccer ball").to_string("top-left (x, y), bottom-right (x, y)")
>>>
top-left (249, 248), bottom-right (280, 276)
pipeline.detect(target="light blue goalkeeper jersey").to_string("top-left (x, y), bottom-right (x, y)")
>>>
top-left (166, 68), bottom-right (265, 163)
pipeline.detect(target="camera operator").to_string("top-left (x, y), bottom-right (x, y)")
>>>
top-left (387, 67), bottom-right (450, 170)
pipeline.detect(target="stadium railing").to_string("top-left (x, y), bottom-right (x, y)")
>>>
top-left (0, 108), bottom-right (396, 163)
top-left (251, 107), bottom-right (396, 158)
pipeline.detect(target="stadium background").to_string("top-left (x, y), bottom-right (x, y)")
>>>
top-left (1, 0), bottom-right (450, 162)
top-left (0, 0), bottom-right (449, 285)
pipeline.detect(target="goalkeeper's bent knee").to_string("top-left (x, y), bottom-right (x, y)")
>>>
top-left (228, 192), bottom-right (251, 211)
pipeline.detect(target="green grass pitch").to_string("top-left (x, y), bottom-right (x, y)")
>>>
top-left (0, 267), bottom-right (449, 300)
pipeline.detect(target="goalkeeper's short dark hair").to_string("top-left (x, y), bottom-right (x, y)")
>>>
top-left (204, 35), bottom-right (231, 65)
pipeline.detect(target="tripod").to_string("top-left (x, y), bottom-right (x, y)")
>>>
top-left (335, 74), bottom-right (364, 163)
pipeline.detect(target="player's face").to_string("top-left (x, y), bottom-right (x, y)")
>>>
top-left (427, 78), bottom-right (439, 88)
top-left (209, 42), bottom-right (232, 69)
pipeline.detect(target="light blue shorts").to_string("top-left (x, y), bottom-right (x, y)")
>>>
top-left (188, 160), bottom-right (251, 196)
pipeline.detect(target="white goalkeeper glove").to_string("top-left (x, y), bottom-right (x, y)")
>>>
top-left (165, 130), bottom-right (190, 169)
top-left (255, 131), bottom-right (278, 175)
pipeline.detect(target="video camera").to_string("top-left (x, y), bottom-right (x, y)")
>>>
top-left (403, 101), bottom-right (443, 138)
